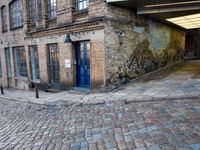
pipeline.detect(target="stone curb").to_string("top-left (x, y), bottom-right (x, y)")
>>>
top-left (124, 95), bottom-right (200, 104)
top-left (0, 95), bottom-right (57, 107)
top-left (0, 93), bottom-right (200, 108)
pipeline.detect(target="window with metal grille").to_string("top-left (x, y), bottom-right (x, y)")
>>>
top-left (1, 6), bottom-right (8, 32)
top-left (48, 0), bottom-right (57, 19)
top-left (28, 0), bottom-right (41, 24)
top-left (10, 0), bottom-right (23, 29)
top-left (5, 48), bottom-right (12, 77)
top-left (29, 46), bottom-right (40, 80)
top-left (75, 0), bottom-right (88, 11)
top-left (47, 44), bottom-right (60, 84)
top-left (13, 47), bottom-right (28, 77)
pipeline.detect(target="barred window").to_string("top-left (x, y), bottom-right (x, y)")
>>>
top-left (48, 0), bottom-right (57, 19)
top-left (1, 6), bottom-right (8, 32)
top-left (13, 47), bottom-right (28, 77)
top-left (28, 0), bottom-right (41, 24)
top-left (75, 0), bottom-right (88, 11)
top-left (10, 0), bottom-right (23, 29)
top-left (5, 48), bottom-right (12, 77)
top-left (29, 46), bottom-right (40, 80)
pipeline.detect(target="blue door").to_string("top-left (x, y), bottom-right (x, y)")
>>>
top-left (76, 41), bottom-right (90, 88)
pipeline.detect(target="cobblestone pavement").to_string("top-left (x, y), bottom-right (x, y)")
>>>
top-left (0, 97), bottom-right (200, 150)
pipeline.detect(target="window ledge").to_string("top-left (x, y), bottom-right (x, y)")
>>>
top-left (47, 18), bottom-right (57, 23)
top-left (2, 30), bottom-right (8, 33)
top-left (28, 23), bottom-right (36, 28)
top-left (10, 25), bottom-right (23, 31)
top-left (28, 24), bottom-right (37, 32)
top-left (30, 79), bottom-right (40, 84)
top-left (73, 9), bottom-right (88, 16)
top-left (47, 18), bottom-right (57, 28)
top-left (15, 76), bottom-right (28, 81)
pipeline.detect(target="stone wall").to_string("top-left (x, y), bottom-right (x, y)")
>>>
top-left (105, 6), bottom-right (185, 86)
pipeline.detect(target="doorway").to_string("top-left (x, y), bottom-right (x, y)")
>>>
top-left (75, 41), bottom-right (90, 88)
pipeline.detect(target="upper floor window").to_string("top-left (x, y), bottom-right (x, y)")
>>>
top-left (10, 0), bottom-right (23, 29)
top-left (28, 0), bottom-right (41, 25)
top-left (48, 0), bottom-right (57, 19)
top-left (75, 0), bottom-right (88, 11)
top-left (1, 6), bottom-right (8, 32)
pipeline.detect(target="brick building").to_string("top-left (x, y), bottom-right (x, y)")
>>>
top-left (0, 0), bottom-right (198, 91)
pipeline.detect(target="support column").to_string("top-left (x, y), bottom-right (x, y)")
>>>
top-left (41, 0), bottom-right (48, 28)
top-left (57, 0), bottom-right (73, 26)
top-left (25, 45), bottom-right (31, 82)
top-left (38, 44), bottom-right (48, 90)
top-left (0, 48), bottom-right (8, 87)
top-left (59, 42), bottom-right (74, 90)
top-left (22, 0), bottom-right (29, 32)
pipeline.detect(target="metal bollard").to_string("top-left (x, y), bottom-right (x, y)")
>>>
top-left (1, 86), bottom-right (4, 94)
top-left (35, 87), bottom-right (39, 99)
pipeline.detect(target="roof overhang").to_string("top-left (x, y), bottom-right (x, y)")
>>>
top-left (106, 0), bottom-right (200, 29)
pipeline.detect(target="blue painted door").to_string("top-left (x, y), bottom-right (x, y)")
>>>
top-left (76, 41), bottom-right (90, 88)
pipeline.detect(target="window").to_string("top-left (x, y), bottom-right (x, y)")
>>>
top-left (48, 0), bottom-right (57, 19)
top-left (28, 0), bottom-right (41, 25)
top-left (10, 0), bottom-right (23, 29)
top-left (47, 44), bottom-right (60, 84)
top-left (75, 0), bottom-right (88, 11)
top-left (13, 47), bottom-right (28, 77)
top-left (5, 48), bottom-right (12, 77)
top-left (0, 52), bottom-right (2, 78)
top-left (1, 6), bottom-right (8, 32)
top-left (29, 46), bottom-right (40, 80)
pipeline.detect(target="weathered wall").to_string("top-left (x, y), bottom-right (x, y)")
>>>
top-left (105, 6), bottom-right (185, 86)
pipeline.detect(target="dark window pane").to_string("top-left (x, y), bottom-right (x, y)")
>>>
top-left (48, 0), bottom-right (57, 19)
top-left (5, 48), bottom-right (12, 77)
top-left (29, 46), bottom-right (40, 80)
top-left (10, 0), bottom-right (23, 29)
top-left (1, 6), bottom-right (8, 32)
top-left (0, 52), bottom-right (2, 78)
top-left (28, 0), bottom-right (41, 24)
top-left (75, 0), bottom-right (88, 11)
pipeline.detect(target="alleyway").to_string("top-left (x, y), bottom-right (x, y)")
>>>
top-left (0, 60), bottom-right (200, 150)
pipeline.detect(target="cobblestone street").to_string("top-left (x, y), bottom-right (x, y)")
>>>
top-left (0, 97), bottom-right (200, 150)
